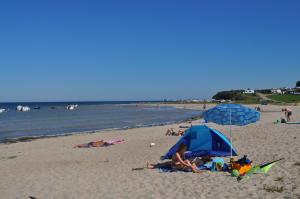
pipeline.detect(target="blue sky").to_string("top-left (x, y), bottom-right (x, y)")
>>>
top-left (0, 0), bottom-right (299, 101)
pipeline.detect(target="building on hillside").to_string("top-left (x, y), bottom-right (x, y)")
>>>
top-left (287, 87), bottom-right (300, 95)
top-left (271, 89), bottom-right (284, 94)
top-left (191, 99), bottom-right (201, 102)
top-left (243, 89), bottom-right (255, 94)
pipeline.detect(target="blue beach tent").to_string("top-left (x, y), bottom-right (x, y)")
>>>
top-left (162, 125), bottom-right (237, 160)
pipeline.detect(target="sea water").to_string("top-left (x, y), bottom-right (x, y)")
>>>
top-left (0, 102), bottom-right (202, 142)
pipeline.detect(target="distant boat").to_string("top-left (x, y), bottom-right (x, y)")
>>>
top-left (16, 105), bottom-right (30, 112)
top-left (16, 105), bottom-right (23, 111)
top-left (0, 108), bottom-right (6, 113)
top-left (22, 106), bottom-right (30, 112)
top-left (33, 106), bottom-right (41, 110)
top-left (66, 104), bottom-right (78, 111)
top-left (50, 107), bottom-right (56, 109)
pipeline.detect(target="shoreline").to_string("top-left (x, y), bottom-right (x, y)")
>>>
top-left (0, 102), bottom-right (293, 144)
top-left (0, 106), bottom-right (203, 144)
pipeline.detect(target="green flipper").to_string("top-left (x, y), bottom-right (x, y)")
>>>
top-left (257, 158), bottom-right (283, 174)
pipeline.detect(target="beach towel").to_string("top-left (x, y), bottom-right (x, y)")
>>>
top-left (286, 122), bottom-right (300, 124)
top-left (158, 157), bottom-right (229, 173)
top-left (157, 163), bottom-right (214, 173)
top-left (74, 139), bottom-right (125, 148)
top-left (158, 164), bottom-right (193, 173)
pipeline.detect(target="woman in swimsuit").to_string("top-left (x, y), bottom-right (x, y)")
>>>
top-left (147, 143), bottom-right (201, 173)
top-left (171, 143), bottom-right (201, 173)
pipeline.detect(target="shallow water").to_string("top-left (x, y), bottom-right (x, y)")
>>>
top-left (0, 102), bottom-right (202, 142)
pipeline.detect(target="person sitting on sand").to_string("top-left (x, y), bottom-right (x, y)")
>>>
top-left (166, 128), bottom-right (185, 136)
top-left (165, 128), bottom-right (185, 136)
top-left (147, 143), bottom-right (202, 173)
top-left (165, 128), bottom-right (176, 136)
top-left (282, 108), bottom-right (293, 122)
top-left (177, 129), bottom-right (185, 136)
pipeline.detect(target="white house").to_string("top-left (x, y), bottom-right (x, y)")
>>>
top-left (243, 89), bottom-right (255, 94)
top-left (191, 99), bottom-right (201, 102)
top-left (271, 89), bottom-right (283, 94)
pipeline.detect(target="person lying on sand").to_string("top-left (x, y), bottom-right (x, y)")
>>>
top-left (75, 140), bottom-right (105, 148)
top-left (165, 128), bottom-right (176, 136)
top-left (74, 139), bottom-right (124, 148)
top-left (165, 128), bottom-right (185, 136)
top-left (147, 143), bottom-right (202, 173)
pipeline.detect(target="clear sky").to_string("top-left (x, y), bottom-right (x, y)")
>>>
top-left (0, 0), bottom-right (299, 102)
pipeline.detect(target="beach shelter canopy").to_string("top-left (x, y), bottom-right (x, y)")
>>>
top-left (162, 125), bottom-right (237, 160)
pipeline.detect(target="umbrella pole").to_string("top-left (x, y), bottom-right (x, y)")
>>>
top-left (230, 109), bottom-right (232, 157)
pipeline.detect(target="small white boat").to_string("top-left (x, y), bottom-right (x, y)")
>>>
top-left (66, 104), bottom-right (78, 111)
top-left (0, 108), bottom-right (6, 113)
top-left (16, 105), bottom-right (30, 112)
top-left (16, 105), bottom-right (23, 111)
top-left (22, 106), bottom-right (30, 112)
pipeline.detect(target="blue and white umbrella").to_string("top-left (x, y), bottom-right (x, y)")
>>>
top-left (203, 104), bottom-right (260, 157)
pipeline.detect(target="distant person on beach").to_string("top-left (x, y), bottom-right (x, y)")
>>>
top-left (147, 143), bottom-right (202, 173)
top-left (177, 129), bottom-right (185, 136)
top-left (74, 139), bottom-right (124, 148)
top-left (165, 128), bottom-right (176, 136)
top-left (165, 128), bottom-right (185, 136)
top-left (74, 140), bottom-right (105, 148)
top-left (282, 108), bottom-right (292, 122)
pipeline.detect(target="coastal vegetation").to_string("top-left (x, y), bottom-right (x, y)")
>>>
top-left (212, 90), bottom-right (244, 101)
top-left (212, 80), bottom-right (300, 104)
top-left (212, 90), bottom-right (260, 104)
top-left (268, 94), bottom-right (300, 103)
top-left (162, 80), bottom-right (300, 104)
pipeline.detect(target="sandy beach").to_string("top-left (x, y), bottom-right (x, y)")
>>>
top-left (0, 104), bottom-right (299, 199)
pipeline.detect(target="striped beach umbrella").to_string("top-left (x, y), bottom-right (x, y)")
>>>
top-left (203, 104), bottom-right (260, 157)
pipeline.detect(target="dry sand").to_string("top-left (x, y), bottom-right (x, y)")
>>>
top-left (0, 104), bottom-right (299, 199)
